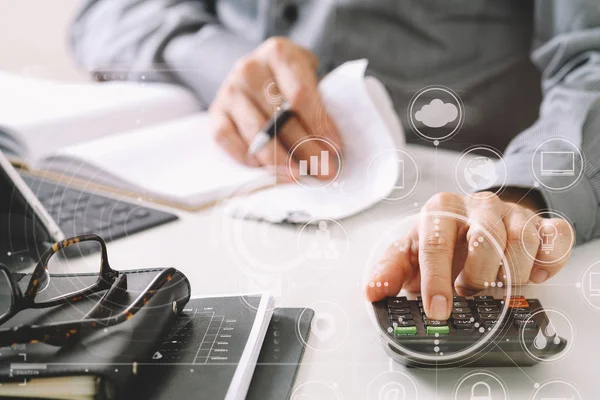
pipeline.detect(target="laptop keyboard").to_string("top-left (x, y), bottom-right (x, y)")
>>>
top-left (20, 173), bottom-right (178, 241)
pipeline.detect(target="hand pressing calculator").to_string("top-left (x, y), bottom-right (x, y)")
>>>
top-left (372, 295), bottom-right (566, 367)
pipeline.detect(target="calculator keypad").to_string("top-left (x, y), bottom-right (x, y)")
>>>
top-left (375, 296), bottom-right (564, 367)
top-left (386, 295), bottom-right (539, 339)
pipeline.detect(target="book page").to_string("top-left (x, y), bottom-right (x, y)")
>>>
top-left (40, 114), bottom-right (272, 207)
top-left (0, 71), bottom-right (201, 162)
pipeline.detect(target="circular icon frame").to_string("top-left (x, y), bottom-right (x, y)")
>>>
top-left (530, 380), bottom-right (582, 400)
top-left (408, 86), bottom-right (465, 142)
top-left (519, 308), bottom-right (575, 364)
top-left (454, 146), bottom-right (508, 198)
top-left (366, 148), bottom-right (420, 202)
top-left (520, 210), bottom-right (574, 265)
top-left (288, 137), bottom-right (343, 189)
top-left (581, 260), bottom-right (600, 311)
top-left (453, 370), bottom-right (509, 400)
top-left (297, 301), bottom-right (350, 353)
top-left (530, 137), bottom-right (585, 192)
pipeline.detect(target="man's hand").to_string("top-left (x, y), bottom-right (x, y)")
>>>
top-left (209, 37), bottom-right (341, 179)
top-left (365, 191), bottom-right (574, 320)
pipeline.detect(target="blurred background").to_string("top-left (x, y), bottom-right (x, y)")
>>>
top-left (0, 0), bottom-right (87, 82)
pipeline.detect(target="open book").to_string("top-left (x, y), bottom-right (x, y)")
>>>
top-left (1, 60), bottom-right (405, 220)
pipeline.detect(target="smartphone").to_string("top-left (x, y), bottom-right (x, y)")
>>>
top-left (0, 150), bottom-right (64, 269)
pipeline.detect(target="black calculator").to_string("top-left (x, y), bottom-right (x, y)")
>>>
top-left (372, 295), bottom-right (566, 367)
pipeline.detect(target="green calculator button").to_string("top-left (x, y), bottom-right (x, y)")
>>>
top-left (426, 326), bottom-right (450, 335)
top-left (394, 326), bottom-right (417, 336)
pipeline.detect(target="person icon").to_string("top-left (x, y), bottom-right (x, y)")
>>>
top-left (306, 220), bottom-right (339, 261)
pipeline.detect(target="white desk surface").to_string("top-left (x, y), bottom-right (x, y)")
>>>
top-left (97, 145), bottom-right (599, 399)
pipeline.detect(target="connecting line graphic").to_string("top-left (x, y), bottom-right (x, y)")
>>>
top-left (493, 343), bottom-right (537, 385)
top-left (435, 359), bottom-right (438, 400)
top-left (490, 186), bottom-right (536, 231)
top-left (435, 145), bottom-right (439, 193)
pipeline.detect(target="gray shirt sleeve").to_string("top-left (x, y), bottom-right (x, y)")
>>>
top-left (70, 0), bottom-right (257, 106)
top-left (499, 0), bottom-right (600, 244)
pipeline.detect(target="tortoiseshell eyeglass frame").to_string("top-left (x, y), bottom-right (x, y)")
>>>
top-left (0, 234), bottom-right (177, 347)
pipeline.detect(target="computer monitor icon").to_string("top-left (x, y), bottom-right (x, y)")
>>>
top-left (540, 151), bottom-right (575, 176)
top-left (590, 272), bottom-right (600, 297)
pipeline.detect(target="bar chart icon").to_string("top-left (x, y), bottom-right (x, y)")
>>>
top-left (299, 151), bottom-right (330, 177)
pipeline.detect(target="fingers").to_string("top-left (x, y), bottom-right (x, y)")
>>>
top-left (212, 39), bottom-right (340, 179)
top-left (419, 194), bottom-right (461, 320)
top-left (224, 89), bottom-right (299, 178)
top-left (455, 196), bottom-right (507, 296)
top-left (211, 113), bottom-right (260, 167)
top-left (234, 60), bottom-right (336, 179)
top-left (366, 223), bottom-right (419, 302)
top-left (258, 38), bottom-right (342, 150)
top-left (503, 208), bottom-right (538, 285)
top-left (530, 218), bottom-right (574, 283)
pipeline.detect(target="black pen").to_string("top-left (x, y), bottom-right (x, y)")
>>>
top-left (247, 101), bottom-right (294, 155)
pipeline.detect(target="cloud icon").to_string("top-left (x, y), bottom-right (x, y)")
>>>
top-left (414, 99), bottom-right (458, 128)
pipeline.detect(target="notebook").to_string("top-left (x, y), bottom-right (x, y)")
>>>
top-left (1, 60), bottom-right (405, 220)
top-left (0, 289), bottom-right (275, 400)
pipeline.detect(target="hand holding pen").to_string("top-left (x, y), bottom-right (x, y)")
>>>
top-left (208, 37), bottom-right (341, 180)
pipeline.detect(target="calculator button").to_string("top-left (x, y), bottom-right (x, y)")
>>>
top-left (505, 296), bottom-right (529, 308)
top-left (514, 319), bottom-right (537, 329)
top-left (481, 319), bottom-right (500, 328)
top-left (424, 319), bottom-right (447, 326)
top-left (513, 312), bottom-right (531, 320)
top-left (509, 301), bottom-right (529, 309)
top-left (453, 296), bottom-right (466, 302)
top-left (477, 306), bottom-right (499, 313)
top-left (454, 319), bottom-right (475, 329)
top-left (479, 313), bottom-right (499, 320)
top-left (474, 295), bottom-right (493, 300)
top-left (452, 307), bottom-right (471, 313)
top-left (394, 314), bottom-right (414, 322)
top-left (451, 313), bottom-right (473, 320)
top-left (475, 300), bottom-right (496, 307)
top-left (389, 307), bottom-right (411, 315)
top-left (394, 320), bottom-right (415, 327)
top-left (394, 326), bottom-right (417, 336)
top-left (452, 301), bottom-right (469, 308)
top-left (387, 297), bottom-right (408, 308)
top-left (427, 326), bottom-right (450, 335)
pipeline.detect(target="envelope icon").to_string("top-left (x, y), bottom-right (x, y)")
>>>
top-left (244, 273), bottom-right (283, 298)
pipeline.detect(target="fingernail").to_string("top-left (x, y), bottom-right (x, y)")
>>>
top-left (530, 268), bottom-right (549, 284)
top-left (428, 295), bottom-right (448, 320)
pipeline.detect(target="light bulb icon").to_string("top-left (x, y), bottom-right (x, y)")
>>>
top-left (538, 222), bottom-right (558, 254)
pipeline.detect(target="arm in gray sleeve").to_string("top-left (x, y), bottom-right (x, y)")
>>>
top-left (497, 0), bottom-right (600, 244)
top-left (70, 0), bottom-right (257, 105)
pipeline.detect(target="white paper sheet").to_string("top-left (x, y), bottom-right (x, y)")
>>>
top-left (42, 114), bottom-right (272, 207)
top-left (225, 59), bottom-right (404, 223)
top-left (0, 71), bottom-right (200, 162)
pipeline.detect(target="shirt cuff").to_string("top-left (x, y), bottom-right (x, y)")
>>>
top-left (489, 153), bottom-right (598, 243)
top-left (163, 25), bottom-right (257, 106)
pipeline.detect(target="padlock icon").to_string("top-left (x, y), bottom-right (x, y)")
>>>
top-left (470, 381), bottom-right (492, 400)
top-left (378, 382), bottom-right (406, 400)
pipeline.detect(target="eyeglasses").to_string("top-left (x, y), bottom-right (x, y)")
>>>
top-left (0, 234), bottom-right (176, 347)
